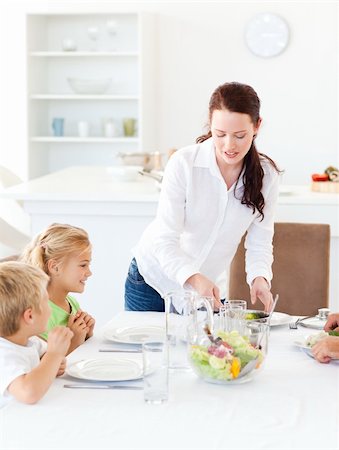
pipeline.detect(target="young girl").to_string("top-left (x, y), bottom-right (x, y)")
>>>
top-left (20, 223), bottom-right (95, 354)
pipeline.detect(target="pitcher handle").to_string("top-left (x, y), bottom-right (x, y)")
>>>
top-left (197, 296), bottom-right (214, 333)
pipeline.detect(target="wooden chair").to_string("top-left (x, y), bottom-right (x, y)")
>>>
top-left (228, 223), bottom-right (330, 316)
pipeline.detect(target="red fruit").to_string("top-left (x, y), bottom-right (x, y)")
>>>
top-left (312, 173), bottom-right (329, 182)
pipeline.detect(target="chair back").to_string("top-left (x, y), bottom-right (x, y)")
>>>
top-left (229, 222), bottom-right (330, 316)
top-left (0, 166), bottom-right (22, 189)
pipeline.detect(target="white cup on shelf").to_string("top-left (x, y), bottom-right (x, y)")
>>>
top-left (103, 119), bottom-right (116, 138)
top-left (78, 121), bottom-right (89, 138)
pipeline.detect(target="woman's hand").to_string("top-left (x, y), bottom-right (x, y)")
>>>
top-left (186, 273), bottom-right (223, 311)
top-left (250, 277), bottom-right (273, 312)
top-left (312, 336), bottom-right (339, 363)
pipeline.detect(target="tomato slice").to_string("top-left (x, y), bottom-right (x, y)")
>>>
top-left (312, 173), bottom-right (329, 182)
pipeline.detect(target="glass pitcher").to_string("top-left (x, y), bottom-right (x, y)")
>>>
top-left (164, 291), bottom-right (214, 370)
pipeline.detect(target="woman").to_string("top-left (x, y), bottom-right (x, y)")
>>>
top-left (125, 82), bottom-right (281, 313)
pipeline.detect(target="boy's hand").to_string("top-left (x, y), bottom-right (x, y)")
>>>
top-left (47, 326), bottom-right (73, 356)
top-left (57, 358), bottom-right (67, 376)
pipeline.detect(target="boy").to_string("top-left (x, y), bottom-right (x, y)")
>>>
top-left (0, 261), bottom-right (73, 406)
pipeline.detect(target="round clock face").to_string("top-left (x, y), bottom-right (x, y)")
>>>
top-left (245, 13), bottom-right (289, 58)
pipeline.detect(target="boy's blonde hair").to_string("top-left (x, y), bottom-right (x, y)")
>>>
top-left (20, 223), bottom-right (91, 274)
top-left (0, 261), bottom-right (49, 336)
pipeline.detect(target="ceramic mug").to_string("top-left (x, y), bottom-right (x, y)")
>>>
top-left (78, 121), bottom-right (89, 138)
top-left (103, 119), bottom-right (116, 138)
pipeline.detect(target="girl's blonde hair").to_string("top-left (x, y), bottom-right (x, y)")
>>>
top-left (20, 223), bottom-right (91, 274)
top-left (0, 261), bottom-right (49, 336)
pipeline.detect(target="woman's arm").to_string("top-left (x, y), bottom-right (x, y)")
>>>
top-left (152, 152), bottom-right (200, 286)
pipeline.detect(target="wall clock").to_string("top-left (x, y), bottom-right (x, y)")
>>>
top-left (245, 13), bottom-right (289, 58)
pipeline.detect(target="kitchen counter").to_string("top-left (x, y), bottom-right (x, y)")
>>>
top-left (1, 166), bottom-right (338, 324)
top-left (2, 165), bottom-right (339, 206)
top-left (1, 166), bottom-right (160, 202)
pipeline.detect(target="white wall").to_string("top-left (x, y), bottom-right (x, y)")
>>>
top-left (0, 0), bottom-right (338, 184)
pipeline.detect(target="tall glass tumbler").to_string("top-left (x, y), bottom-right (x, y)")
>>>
top-left (142, 341), bottom-right (168, 405)
top-left (164, 291), bottom-right (195, 370)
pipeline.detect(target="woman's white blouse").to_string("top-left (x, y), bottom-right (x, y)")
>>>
top-left (133, 138), bottom-right (280, 299)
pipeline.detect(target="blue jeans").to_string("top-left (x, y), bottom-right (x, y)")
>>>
top-left (124, 258), bottom-right (165, 312)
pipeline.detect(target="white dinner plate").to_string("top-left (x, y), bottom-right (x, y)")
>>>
top-left (299, 316), bottom-right (324, 330)
top-left (103, 325), bottom-right (165, 345)
top-left (66, 357), bottom-right (143, 381)
top-left (293, 337), bottom-right (315, 358)
top-left (270, 312), bottom-right (291, 327)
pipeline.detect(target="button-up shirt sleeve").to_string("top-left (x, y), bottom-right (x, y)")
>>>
top-left (152, 153), bottom-right (200, 286)
top-left (244, 167), bottom-right (280, 286)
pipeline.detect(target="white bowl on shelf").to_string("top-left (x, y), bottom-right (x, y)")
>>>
top-left (106, 165), bottom-right (142, 182)
top-left (67, 77), bottom-right (111, 94)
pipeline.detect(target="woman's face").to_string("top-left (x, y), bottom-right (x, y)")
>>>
top-left (211, 108), bottom-right (261, 169)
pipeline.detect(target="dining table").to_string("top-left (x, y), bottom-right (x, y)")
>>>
top-left (0, 311), bottom-right (338, 450)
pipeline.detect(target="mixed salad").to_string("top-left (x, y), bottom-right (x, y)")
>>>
top-left (305, 329), bottom-right (339, 347)
top-left (189, 330), bottom-right (264, 381)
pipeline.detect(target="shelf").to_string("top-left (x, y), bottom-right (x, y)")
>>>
top-left (29, 51), bottom-right (139, 57)
top-left (29, 94), bottom-right (139, 100)
top-left (26, 12), bottom-right (156, 178)
top-left (31, 137), bottom-right (139, 143)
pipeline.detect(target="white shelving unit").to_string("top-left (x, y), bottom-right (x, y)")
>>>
top-left (26, 13), bottom-right (155, 178)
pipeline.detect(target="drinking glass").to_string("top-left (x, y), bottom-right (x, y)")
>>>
top-left (225, 300), bottom-right (247, 333)
top-left (106, 19), bottom-right (118, 51)
top-left (51, 118), bottom-right (64, 137)
top-left (164, 291), bottom-right (195, 371)
top-left (123, 118), bottom-right (137, 136)
top-left (142, 341), bottom-right (168, 405)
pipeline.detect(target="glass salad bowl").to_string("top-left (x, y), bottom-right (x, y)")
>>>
top-left (188, 322), bottom-right (269, 384)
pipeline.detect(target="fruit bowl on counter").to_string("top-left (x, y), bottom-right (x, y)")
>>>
top-left (311, 166), bottom-right (339, 193)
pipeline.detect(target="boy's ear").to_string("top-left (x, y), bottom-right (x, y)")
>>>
top-left (47, 259), bottom-right (60, 276)
top-left (22, 308), bottom-right (34, 325)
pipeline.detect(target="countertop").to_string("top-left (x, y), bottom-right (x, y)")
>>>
top-left (1, 166), bottom-right (338, 205)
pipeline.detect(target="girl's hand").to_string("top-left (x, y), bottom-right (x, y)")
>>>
top-left (312, 336), bottom-right (339, 363)
top-left (186, 273), bottom-right (223, 311)
top-left (82, 312), bottom-right (96, 338)
top-left (56, 357), bottom-right (67, 376)
top-left (250, 277), bottom-right (273, 313)
top-left (67, 312), bottom-right (89, 347)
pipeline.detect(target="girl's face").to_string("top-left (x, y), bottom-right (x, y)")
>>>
top-left (57, 249), bottom-right (92, 293)
top-left (211, 108), bottom-right (261, 170)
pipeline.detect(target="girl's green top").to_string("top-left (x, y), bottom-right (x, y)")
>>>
top-left (40, 295), bottom-right (81, 341)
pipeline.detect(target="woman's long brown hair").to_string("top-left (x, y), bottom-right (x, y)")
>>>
top-left (196, 82), bottom-right (281, 220)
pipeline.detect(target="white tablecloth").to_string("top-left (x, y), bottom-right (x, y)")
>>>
top-left (1, 312), bottom-right (338, 450)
